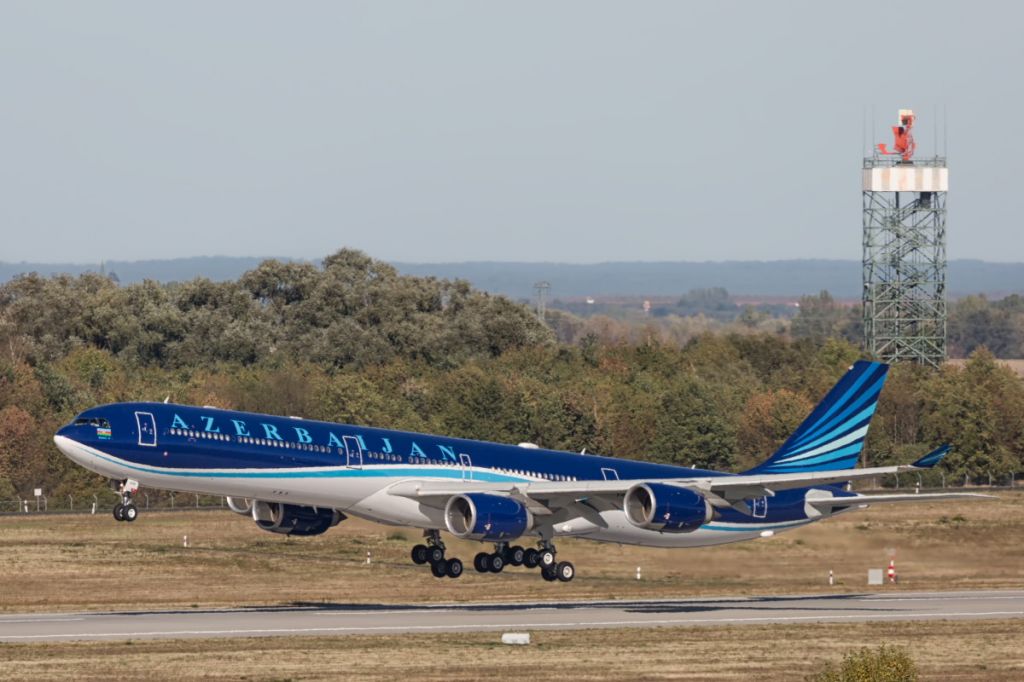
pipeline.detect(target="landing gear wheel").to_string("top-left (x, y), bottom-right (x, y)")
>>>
top-left (555, 561), bottom-right (575, 582)
top-left (523, 548), bottom-right (539, 569)
top-left (541, 565), bottom-right (558, 582)
top-left (122, 503), bottom-right (138, 522)
top-left (446, 557), bottom-right (463, 579)
top-left (539, 549), bottom-right (556, 568)
top-left (430, 560), bottom-right (448, 578)
top-left (508, 545), bottom-right (525, 566)
top-left (474, 552), bottom-right (491, 573)
top-left (488, 553), bottom-right (505, 573)
top-left (428, 546), bottom-right (445, 564)
top-left (113, 503), bottom-right (125, 522)
top-left (411, 544), bottom-right (429, 565)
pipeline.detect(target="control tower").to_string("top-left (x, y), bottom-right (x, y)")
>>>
top-left (862, 109), bottom-right (948, 367)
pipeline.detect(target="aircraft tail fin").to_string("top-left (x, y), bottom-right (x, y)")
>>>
top-left (744, 360), bottom-right (890, 475)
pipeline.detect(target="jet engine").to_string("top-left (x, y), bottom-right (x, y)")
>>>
top-left (444, 493), bottom-right (532, 541)
top-left (226, 497), bottom-right (253, 515)
top-left (251, 501), bottom-right (346, 536)
top-left (624, 483), bottom-right (713, 533)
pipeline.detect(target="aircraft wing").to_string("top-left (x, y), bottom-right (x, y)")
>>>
top-left (386, 445), bottom-right (981, 516)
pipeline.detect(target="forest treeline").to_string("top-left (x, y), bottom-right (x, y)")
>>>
top-left (550, 289), bottom-right (1024, 359)
top-left (0, 250), bottom-right (1021, 502)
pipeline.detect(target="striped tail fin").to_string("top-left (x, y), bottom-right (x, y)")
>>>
top-left (744, 360), bottom-right (890, 474)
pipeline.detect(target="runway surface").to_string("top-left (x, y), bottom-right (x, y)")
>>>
top-left (2, 590), bottom-right (1022, 642)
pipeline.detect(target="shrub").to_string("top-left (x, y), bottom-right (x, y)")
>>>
top-left (808, 644), bottom-right (917, 682)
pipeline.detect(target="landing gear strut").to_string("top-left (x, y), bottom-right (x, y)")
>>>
top-left (410, 533), bottom-right (574, 582)
top-left (112, 479), bottom-right (139, 523)
top-left (536, 540), bottom-right (574, 582)
top-left (412, 530), bottom-right (463, 579)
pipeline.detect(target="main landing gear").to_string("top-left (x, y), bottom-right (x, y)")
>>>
top-left (533, 540), bottom-right (574, 583)
top-left (410, 535), bottom-right (574, 582)
top-left (411, 530), bottom-right (463, 579)
top-left (111, 479), bottom-right (139, 523)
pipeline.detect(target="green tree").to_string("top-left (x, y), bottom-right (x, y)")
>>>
top-left (736, 389), bottom-right (813, 471)
top-left (920, 349), bottom-right (1021, 481)
top-left (650, 375), bottom-right (738, 470)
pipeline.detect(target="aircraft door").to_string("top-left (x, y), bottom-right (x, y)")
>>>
top-left (751, 496), bottom-right (768, 518)
top-left (459, 453), bottom-right (473, 481)
top-left (342, 436), bottom-right (363, 469)
top-left (135, 412), bottom-right (157, 447)
top-left (601, 467), bottom-right (619, 480)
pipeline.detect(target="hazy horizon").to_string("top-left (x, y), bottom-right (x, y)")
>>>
top-left (3, 2), bottom-right (1022, 264)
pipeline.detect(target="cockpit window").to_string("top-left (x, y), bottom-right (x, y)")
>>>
top-left (74, 417), bottom-right (111, 428)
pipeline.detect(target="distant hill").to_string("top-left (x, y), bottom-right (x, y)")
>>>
top-left (0, 256), bottom-right (284, 286)
top-left (2, 257), bottom-right (1022, 299)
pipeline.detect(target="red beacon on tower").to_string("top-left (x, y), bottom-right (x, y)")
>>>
top-left (877, 109), bottom-right (916, 162)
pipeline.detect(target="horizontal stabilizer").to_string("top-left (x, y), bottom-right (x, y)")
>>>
top-left (808, 492), bottom-right (995, 508)
top-left (911, 444), bottom-right (951, 469)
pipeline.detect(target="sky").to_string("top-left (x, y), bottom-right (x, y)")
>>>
top-left (1, 1), bottom-right (1021, 264)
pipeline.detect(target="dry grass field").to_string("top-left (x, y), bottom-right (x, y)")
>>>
top-left (0, 490), bottom-right (1020, 612)
top-left (0, 620), bottom-right (1021, 681)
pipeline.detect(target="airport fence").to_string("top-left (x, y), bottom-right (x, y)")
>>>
top-left (0, 491), bottom-right (228, 515)
top-left (0, 476), bottom-right (1017, 516)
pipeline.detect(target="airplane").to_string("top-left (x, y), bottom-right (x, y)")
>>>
top-left (53, 360), bottom-right (989, 583)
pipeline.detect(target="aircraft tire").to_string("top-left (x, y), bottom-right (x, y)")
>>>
top-left (523, 548), bottom-right (539, 568)
top-left (509, 545), bottom-right (525, 566)
top-left (539, 549), bottom-right (556, 568)
top-left (123, 504), bottom-right (138, 522)
top-left (430, 560), bottom-right (447, 578)
top-left (428, 546), bottom-right (445, 564)
top-left (488, 553), bottom-right (505, 573)
top-left (112, 503), bottom-right (124, 522)
top-left (541, 565), bottom-right (558, 582)
top-left (446, 557), bottom-right (463, 578)
top-left (411, 544), bottom-right (429, 565)
top-left (555, 561), bottom-right (575, 582)
top-left (473, 552), bottom-right (490, 573)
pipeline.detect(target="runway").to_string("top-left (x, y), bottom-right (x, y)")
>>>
top-left (2, 590), bottom-right (1022, 642)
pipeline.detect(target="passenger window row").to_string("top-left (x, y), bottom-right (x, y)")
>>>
top-left (494, 466), bottom-right (576, 482)
top-left (366, 452), bottom-right (402, 463)
top-left (159, 429), bottom-right (577, 482)
top-left (237, 435), bottom-right (331, 453)
top-left (170, 428), bottom-right (229, 442)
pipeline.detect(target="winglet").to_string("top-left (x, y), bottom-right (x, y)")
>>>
top-left (911, 444), bottom-right (951, 469)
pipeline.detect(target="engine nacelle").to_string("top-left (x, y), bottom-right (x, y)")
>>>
top-left (226, 497), bottom-right (253, 515)
top-left (444, 493), bottom-right (532, 541)
top-left (624, 483), bottom-right (713, 533)
top-left (251, 501), bottom-right (346, 536)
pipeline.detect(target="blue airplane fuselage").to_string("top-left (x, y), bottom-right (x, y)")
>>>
top-left (54, 401), bottom-right (852, 548)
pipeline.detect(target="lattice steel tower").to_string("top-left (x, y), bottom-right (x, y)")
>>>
top-left (534, 281), bottom-right (550, 322)
top-left (863, 109), bottom-right (948, 367)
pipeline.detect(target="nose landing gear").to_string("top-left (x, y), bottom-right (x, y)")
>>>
top-left (111, 479), bottom-right (139, 523)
